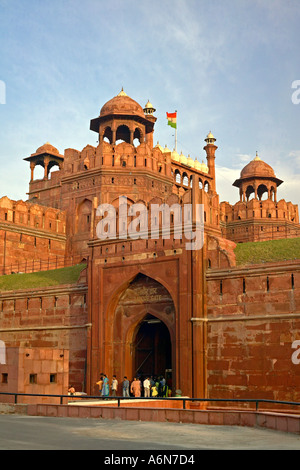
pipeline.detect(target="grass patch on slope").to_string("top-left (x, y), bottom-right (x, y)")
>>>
top-left (234, 238), bottom-right (300, 266)
top-left (0, 264), bottom-right (86, 292)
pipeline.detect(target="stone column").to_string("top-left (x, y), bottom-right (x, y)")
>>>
top-left (112, 128), bottom-right (116, 145)
top-left (44, 158), bottom-right (49, 180)
top-left (30, 162), bottom-right (36, 182)
top-left (203, 143), bottom-right (217, 193)
top-left (130, 129), bottom-right (134, 145)
top-left (268, 187), bottom-right (271, 200)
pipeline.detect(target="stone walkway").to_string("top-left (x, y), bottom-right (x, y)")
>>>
top-left (0, 414), bottom-right (300, 450)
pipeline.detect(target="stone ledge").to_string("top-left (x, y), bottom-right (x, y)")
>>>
top-left (22, 403), bottom-right (300, 435)
top-left (0, 403), bottom-right (28, 415)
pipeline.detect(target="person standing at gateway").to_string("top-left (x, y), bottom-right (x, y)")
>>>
top-left (101, 374), bottom-right (109, 398)
top-left (130, 377), bottom-right (141, 397)
top-left (111, 375), bottom-right (118, 397)
top-left (96, 373), bottom-right (103, 396)
top-left (143, 377), bottom-right (151, 398)
top-left (122, 376), bottom-right (130, 397)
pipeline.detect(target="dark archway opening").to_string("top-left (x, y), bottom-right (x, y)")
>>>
top-left (116, 124), bottom-right (130, 144)
top-left (103, 126), bottom-right (112, 144)
top-left (133, 314), bottom-right (171, 380)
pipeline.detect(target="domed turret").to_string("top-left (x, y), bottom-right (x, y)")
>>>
top-left (205, 131), bottom-right (216, 145)
top-left (171, 149), bottom-right (180, 162)
top-left (144, 100), bottom-right (156, 115)
top-left (203, 131), bottom-right (217, 192)
top-left (194, 158), bottom-right (202, 171)
top-left (234, 153), bottom-right (282, 187)
top-left (179, 151), bottom-right (187, 165)
top-left (100, 88), bottom-right (145, 119)
top-left (31, 142), bottom-right (61, 157)
top-left (24, 142), bottom-right (64, 182)
top-left (187, 155), bottom-right (194, 167)
top-left (90, 89), bottom-right (156, 147)
top-left (155, 141), bottom-right (164, 153)
top-left (240, 152), bottom-right (276, 180)
top-left (233, 152), bottom-right (283, 202)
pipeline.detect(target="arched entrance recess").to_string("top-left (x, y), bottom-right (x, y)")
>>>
top-left (110, 273), bottom-right (175, 388)
top-left (133, 313), bottom-right (172, 378)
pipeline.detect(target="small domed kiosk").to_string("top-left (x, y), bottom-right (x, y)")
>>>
top-left (233, 153), bottom-right (283, 202)
top-left (90, 88), bottom-right (156, 147)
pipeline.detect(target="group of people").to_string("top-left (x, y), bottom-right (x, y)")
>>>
top-left (96, 373), bottom-right (118, 398)
top-left (96, 374), bottom-right (170, 398)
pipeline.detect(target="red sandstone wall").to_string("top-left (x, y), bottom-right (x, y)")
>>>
top-left (0, 284), bottom-right (88, 393)
top-left (220, 199), bottom-right (300, 243)
top-left (0, 347), bottom-right (69, 404)
top-left (206, 262), bottom-right (300, 402)
top-left (0, 197), bottom-right (66, 274)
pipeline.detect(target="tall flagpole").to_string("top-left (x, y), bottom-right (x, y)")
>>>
top-left (175, 109), bottom-right (177, 152)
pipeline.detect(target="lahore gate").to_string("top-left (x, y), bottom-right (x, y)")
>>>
top-left (1, 89), bottom-right (300, 402)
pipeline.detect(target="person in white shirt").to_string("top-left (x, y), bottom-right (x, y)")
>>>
top-left (111, 375), bottom-right (118, 397)
top-left (143, 377), bottom-right (151, 398)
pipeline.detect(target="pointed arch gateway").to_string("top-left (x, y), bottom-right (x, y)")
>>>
top-left (106, 273), bottom-right (175, 391)
top-left (132, 313), bottom-right (172, 378)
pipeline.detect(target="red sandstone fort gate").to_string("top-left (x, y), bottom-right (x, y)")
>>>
top-left (86, 270), bottom-right (179, 395)
top-left (1, 89), bottom-right (300, 403)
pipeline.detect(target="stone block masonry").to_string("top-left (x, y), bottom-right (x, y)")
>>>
top-left (0, 283), bottom-right (89, 396)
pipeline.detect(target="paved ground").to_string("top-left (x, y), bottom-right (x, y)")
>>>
top-left (0, 414), bottom-right (300, 451)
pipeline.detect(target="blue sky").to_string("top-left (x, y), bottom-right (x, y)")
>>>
top-left (0, 0), bottom-right (299, 204)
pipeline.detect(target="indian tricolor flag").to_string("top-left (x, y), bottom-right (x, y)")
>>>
top-left (166, 111), bottom-right (177, 129)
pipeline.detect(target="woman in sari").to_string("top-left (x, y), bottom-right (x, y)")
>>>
top-left (101, 374), bottom-right (109, 398)
top-left (130, 377), bottom-right (141, 397)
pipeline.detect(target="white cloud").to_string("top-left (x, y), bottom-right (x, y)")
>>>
top-left (288, 150), bottom-right (300, 168)
top-left (216, 166), bottom-right (240, 203)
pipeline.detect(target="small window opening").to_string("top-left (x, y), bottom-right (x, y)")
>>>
top-left (1, 373), bottom-right (8, 384)
top-left (50, 373), bottom-right (57, 384)
top-left (29, 374), bottom-right (37, 384)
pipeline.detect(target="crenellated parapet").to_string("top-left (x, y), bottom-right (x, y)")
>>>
top-left (220, 153), bottom-right (300, 242)
top-left (0, 196), bottom-right (66, 274)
